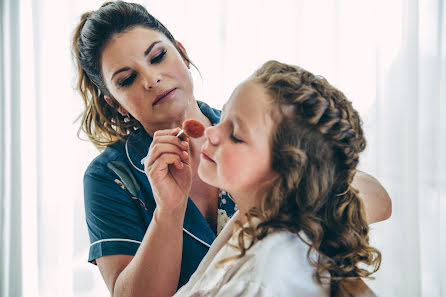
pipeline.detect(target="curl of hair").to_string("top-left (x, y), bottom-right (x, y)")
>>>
top-left (229, 61), bottom-right (381, 288)
top-left (71, 1), bottom-right (194, 150)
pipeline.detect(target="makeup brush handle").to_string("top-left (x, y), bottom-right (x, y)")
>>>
top-left (175, 129), bottom-right (186, 140)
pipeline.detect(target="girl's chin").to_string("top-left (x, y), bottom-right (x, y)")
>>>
top-left (197, 169), bottom-right (218, 188)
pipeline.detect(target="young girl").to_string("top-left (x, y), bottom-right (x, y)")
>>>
top-left (171, 60), bottom-right (381, 296)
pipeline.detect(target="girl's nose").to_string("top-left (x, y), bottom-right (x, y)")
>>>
top-left (205, 125), bottom-right (220, 145)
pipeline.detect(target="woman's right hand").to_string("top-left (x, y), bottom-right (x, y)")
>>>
top-left (143, 128), bottom-right (192, 213)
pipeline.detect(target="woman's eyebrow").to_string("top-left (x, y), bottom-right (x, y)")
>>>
top-left (111, 40), bottom-right (162, 80)
top-left (144, 40), bottom-right (161, 56)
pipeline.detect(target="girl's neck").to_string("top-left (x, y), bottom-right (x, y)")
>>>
top-left (230, 191), bottom-right (262, 224)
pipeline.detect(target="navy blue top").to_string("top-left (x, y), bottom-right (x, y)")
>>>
top-left (84, 101), bottom-right (236, 289)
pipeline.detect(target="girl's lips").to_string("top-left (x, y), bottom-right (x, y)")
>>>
top-left (153, 88), bottom-right (176, 105)
top-left (200, 151), bottom-right (215, 163)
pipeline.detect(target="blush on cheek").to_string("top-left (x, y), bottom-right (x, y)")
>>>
top-left (218, 152), bottom-right (242, 187)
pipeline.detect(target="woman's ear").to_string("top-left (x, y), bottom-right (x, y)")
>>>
top-left (104, 95), bottom-right (129, 116)
top-left (176, 41), bottom-right (190, 68)
top-left (104, 95), bottom-right (115, 108)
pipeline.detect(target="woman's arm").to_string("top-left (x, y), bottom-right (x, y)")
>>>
top-left (96, 128), bottom-right (192, 297)
top-left (352, 171), bottom-right (392, 224)
top-left (97, 206), bottom-right (187, 297)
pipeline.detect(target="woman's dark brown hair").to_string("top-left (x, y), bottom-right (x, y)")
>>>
top-left (72, 1), bottom-right (193, 150)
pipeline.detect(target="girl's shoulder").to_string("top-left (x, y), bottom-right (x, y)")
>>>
top-left (250, 230), bottom-right (311, 262)
top-left (246, 230), bottom-right (329, 296)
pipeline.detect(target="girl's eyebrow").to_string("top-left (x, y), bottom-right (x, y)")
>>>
top-left (221, 104), bottom-right (251, 135)
top-left (111, 40), bottom-right (162, 80)
top-left (233, 115), bottom-right (249, 134)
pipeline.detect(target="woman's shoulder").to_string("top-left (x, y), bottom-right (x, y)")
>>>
top-left (84, 139), bottom-right (127, 177)
top-left (197, 100), bottom-right (222, 124)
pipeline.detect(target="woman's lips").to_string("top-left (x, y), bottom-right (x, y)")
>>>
top-left (153, 88), bottom-right (176, 105)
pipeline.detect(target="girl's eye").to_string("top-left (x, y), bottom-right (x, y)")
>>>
top-left (151, 49), bottom-right (167, 64)
top-left (118, 73), bottom-right (136, 87)
top-left (230, 134), bottom-right (243, 143)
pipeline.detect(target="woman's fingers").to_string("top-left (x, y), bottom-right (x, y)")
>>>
top-left (145, 142), bottom-right (189, 166)
top-left (142, 128), bottom-right (189, 167)
top-left (147, 153), bottom-right (185, 180)
top-left (152, 135), bottom-right (188, 151)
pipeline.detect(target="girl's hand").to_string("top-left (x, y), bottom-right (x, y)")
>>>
top-left (144, 128), bottom-right (192, 213)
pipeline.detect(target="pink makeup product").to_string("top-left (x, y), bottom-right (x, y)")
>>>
top-left (176, 119), bottom-right (206, 139)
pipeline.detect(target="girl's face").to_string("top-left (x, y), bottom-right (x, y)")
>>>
top-left (101, 26), bottom-right (194, 132)
top-left (199, 80), bottom-right (277, 210)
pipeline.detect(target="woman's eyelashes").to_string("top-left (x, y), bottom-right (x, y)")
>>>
top-left (116, 49), bottom-right (167, 88)
top-left (118, 73), bottom-right (136, 87)
top-left (151, 49), bottom-right (166, 64)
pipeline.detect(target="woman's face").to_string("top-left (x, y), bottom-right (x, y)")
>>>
top-left (198, 80), bottom-right (277, 209)
top-left (101, 26), bottom-right (194, 131)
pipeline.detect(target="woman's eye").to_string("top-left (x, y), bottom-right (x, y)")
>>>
top-left (230, 134), bottom-right (243, 143)
top-left (118, 73), bottom-right (136, 87)
top-left (151, 49), bottom-right (167, 64)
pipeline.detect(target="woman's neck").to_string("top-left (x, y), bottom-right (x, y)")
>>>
top-left (142, 99), bottom-right (212, 137)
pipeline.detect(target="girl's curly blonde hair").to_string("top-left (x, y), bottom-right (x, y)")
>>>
top-left (223, 60), bottom-right (381, 291)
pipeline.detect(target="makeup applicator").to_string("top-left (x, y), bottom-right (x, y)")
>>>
top-left (141, 120), bottom-right (205, 165)
top-left (176, 119), bottom-right (206, 139)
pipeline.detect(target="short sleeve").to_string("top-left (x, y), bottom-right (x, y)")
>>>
top-left (84, 167), bottom-right (151, 264)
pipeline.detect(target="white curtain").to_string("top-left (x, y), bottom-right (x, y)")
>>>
top-left (1, 0), bottom-right (23, 296)
top-left (1, 0), bottom-right (444, 296)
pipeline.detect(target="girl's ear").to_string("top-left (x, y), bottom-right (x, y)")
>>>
top-left (176, 41), bottom-right (190, 68)
top-left (104, 95), bottom-right (129, 116)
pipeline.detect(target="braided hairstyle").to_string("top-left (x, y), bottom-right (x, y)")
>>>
top-left (227, 60), bottom-right (381, 286)
top-left (72, 1), bottom-right (193, 150)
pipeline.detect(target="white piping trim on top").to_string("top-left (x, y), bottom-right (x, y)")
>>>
top-left (126, 139), bottom-right (145, 174)
top-left (90, 232), bottom-right (211, 249)
top-left (90, 238), bottom-right (142, 247)
top-left (183, 229), bottom-right (211, 248)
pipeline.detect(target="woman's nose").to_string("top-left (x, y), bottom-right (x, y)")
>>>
top-left (205, 125), bottom-right (220, 145)
top-left (142, 69), bottom-right (161, 90)
top-left (146, 79), bottom-right (160, 90)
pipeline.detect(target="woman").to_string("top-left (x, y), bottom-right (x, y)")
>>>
top-left (72, 1), bottom-right (391, 296)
